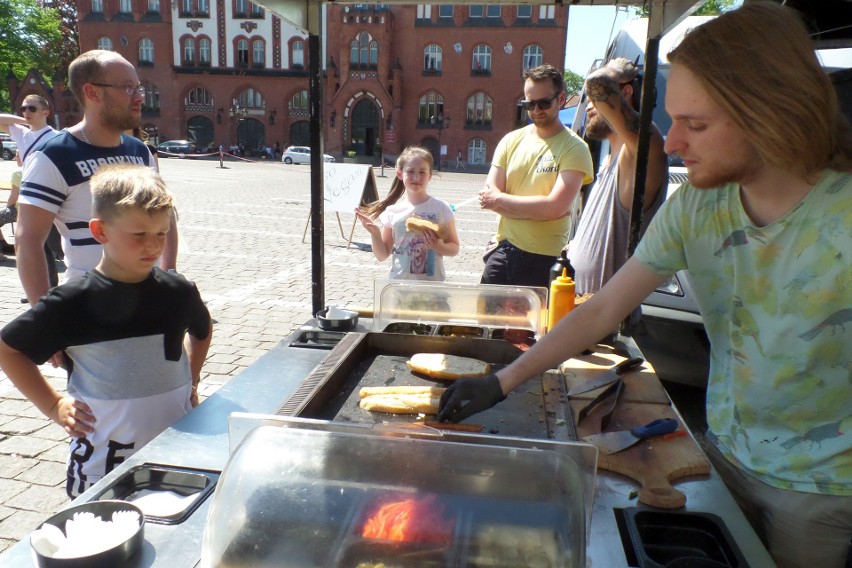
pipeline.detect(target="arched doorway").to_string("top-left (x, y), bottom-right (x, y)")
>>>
top-left (421, 137), bottom-right (439, 166)
top-left (351, 99), bottom-right (379, 157)
top-left (237, 118), bottom-right (265, 155)
top-left (187, 116), bottom-right (214, 150)
top-left (289, 120), bottom-right (309, 146)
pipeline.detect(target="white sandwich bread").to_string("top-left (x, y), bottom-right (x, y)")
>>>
top-left (358, 386), bottom-right (446, 414)
top-left (406, 353), bottom-right (491, 380)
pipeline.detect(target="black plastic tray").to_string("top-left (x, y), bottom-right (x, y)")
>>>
top-left (92, 463), bottom-right (220, 525)
top-left (621, 508), bottom-right (749, 568)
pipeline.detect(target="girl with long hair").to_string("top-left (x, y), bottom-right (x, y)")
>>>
top-left (355, 146), bottom-right (459, 280)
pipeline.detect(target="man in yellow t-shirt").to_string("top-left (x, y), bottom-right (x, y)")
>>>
top-left (479, 64), bottom-right (593, 287)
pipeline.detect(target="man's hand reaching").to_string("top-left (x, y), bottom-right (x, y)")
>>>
top-left (437, 373), bottom-right (506, 423)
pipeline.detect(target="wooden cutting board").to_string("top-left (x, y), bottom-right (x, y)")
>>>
top-left (560, 345), bottom-right (671, 405)
top-left (572, 400), bottom-right (711, 509)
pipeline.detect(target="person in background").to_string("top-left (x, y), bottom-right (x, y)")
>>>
top-left (568, 57), bottom-right (668, 296)
top-left (455, 150), bottom-right (465, 171)
top-left (479, 64), bottom-right (594, 288)
top-left (439, 4), bottom-right (851, 567)
top-left (16, 50), bottom-right (177, 307)
top-left (0, 95), bottom-right (63, 285)
top-left (0, 164), bottom-right (212, 498)
top-left (0, 170), bottom-right (21, 261)
top-left (355, 145), bottom-right (459, 281)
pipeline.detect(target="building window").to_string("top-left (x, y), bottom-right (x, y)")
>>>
top-left (92, 0), bottom-right (104, 13)
top-left (98, 36), bottom-right (113, 51)
top-left (238, 88), bottom-right (264, 109)
top-left (198, 0), bottom-right (209, 15)
top-left (235, 0), bottom-right (247, 17)
top-left (183, 38), bottom-right (195, 64)
top-left (237, 38), bottom-right (249, 66)
top-left (147, 0), bottom-right (160, 13)
top-left (517, 5), bottom-right (531, 19)
top-left (142, 81), bottom-right (160, 112)
top-left (418, 91), bottom-right (444, 124)
top-left (181, 0), bottom-right (192, 15)
top-left (438, 5), bottom-right (453, 18)
top-left (249, 1), bottom-right (264, 17)
top-left (252, 39), bottom-right (265, 67)
top-left (539, 5), bottom-right (555, 20)
top-left (350, 32), bottom-right (378, 68)
top-left (466, 92), bottom-right (493, 125)
top-left (292, 40), bottom-right (304, 67)
top-left (416, 5), bottom-right (430, 19)
top-left (199, 37), bottom-right (211, 64)
top-left (119, 0), bottom-right (132, 13)
top-left (472, 44), bottom-right (491, 73)
top-left (187, 86), bottom-right (212, 106)
top-left (522, 45), bottom-right (542, 71)
top-left (291, 89), bottom-right (309, 112)
top-left (139, 38), bottom-right (154, 64)
top-left (424, 44), bottom-right (441, 72)
top-left (469, 138), bottom-right (487, 165)
top-left (469, 5), bottom-right (500, 18)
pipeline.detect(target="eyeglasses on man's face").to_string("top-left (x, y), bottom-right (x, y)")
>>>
top-left (20, 105), bottom-right (43, 114)
top-left (90, 83), bottom-right (146, 97)
top-left (520, 96), bottom-right (558, 111)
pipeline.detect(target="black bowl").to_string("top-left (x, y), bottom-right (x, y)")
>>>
top-left (31, 500), bottom-right (145, 568)
top-left (316, 307), bottom-right (358, 332)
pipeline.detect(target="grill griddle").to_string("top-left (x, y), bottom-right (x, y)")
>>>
top-left (278, 332), bottom-right (575, 441)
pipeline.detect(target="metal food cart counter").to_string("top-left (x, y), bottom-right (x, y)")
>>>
top-left (0, 321), bottom-right (774, 567)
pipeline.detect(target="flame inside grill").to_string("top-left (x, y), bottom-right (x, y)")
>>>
top-left (361, 495), bottom-right (454, 544)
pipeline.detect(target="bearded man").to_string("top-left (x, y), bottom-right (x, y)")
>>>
top-left (568, 57), bottom-right (668, 296)
top-left (16, 50), bottom-right (178, 305)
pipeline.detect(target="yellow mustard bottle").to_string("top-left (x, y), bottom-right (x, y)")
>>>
top-left (547, 267), bottom-right (575, 331)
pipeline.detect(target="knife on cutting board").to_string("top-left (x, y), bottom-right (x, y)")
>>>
top-left (567, 356), bottom-right (645, 397)
top-left (582, 418), bottom-right (678, 455)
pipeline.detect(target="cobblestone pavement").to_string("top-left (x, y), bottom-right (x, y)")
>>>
top-left (0, 157), bottom-right (495, 552)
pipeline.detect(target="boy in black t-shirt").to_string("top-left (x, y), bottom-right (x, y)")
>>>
top-left (0, 164), bottom-right (212, 497)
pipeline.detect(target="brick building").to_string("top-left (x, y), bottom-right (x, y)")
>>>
top-left (70, 1), bottom-right (567, 165)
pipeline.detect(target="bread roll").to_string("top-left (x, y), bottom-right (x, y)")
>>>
top-left (359, 386), bottom-right (446, 399)
top-left (406, 353), bottom-right (490, 380)
top-left (405, 217), bottom-right (445, 239)
top-left (359, 393), bottom-right (443, 414)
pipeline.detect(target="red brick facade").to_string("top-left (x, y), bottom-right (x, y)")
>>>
top-left (70, 1), bottom-right (567, 165)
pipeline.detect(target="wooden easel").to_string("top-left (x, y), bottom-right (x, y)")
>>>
top-left (302, 163), bottom-right (380, 248)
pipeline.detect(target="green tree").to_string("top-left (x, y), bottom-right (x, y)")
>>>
top-left (633, 0), bottom-right (737, 17)
top-left (0, 0), bottom-right (63, 111)
top-left (42, 0), bottom-right (80, 80)
top-left (563, 69), bottom-right (585, 96)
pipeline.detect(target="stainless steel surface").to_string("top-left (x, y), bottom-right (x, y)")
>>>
top-left (0, 322), bottom-right (775, 568)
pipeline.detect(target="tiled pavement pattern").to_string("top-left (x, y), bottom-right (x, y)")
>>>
top-left (0, 157), bottom-right (494, 552)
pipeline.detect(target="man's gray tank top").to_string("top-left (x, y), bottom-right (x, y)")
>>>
top-left (568, 149), bottom-right (667, 295)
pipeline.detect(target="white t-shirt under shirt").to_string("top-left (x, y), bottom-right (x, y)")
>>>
top-left (19, 131), bottom-right (155, 282)
top-left (6, 123), bottom-right (59, 163)
top-left (378, 196), bottom-right (454, 280)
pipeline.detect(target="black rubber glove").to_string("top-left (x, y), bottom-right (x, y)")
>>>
top-left (437, 373), bottom-right (506, 423)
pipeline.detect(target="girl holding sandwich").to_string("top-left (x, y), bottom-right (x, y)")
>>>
top-left (355, 146), bottom-right (459, 280)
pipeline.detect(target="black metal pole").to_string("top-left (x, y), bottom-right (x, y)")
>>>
top-left (309, 32), bottom-right (325, 316)
top-left (627, 36), bottom-right (660, 258)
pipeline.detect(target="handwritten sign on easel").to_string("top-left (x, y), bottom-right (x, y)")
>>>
top-left (303, 163), bottom-right (381, 247)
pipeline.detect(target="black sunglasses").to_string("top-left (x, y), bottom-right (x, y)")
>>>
top-left (20, 105), bottom-right (42, 113)
top-left (520, 96), bottom-right (557, 111)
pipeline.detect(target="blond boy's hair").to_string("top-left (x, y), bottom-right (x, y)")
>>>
top-left (90, 164), bottom-right (174, 222)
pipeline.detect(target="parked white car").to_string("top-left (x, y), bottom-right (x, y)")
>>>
top-left (281, 146), bottom-right (335, 164)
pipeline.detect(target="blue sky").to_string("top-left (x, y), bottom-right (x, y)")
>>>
top-left (565, 2), bottom-right (744, 76)
top-left (564, 5), bottom-right (635, 76)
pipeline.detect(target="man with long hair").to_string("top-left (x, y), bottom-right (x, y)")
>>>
top-left (440, 4), bottom-right (851, 566)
